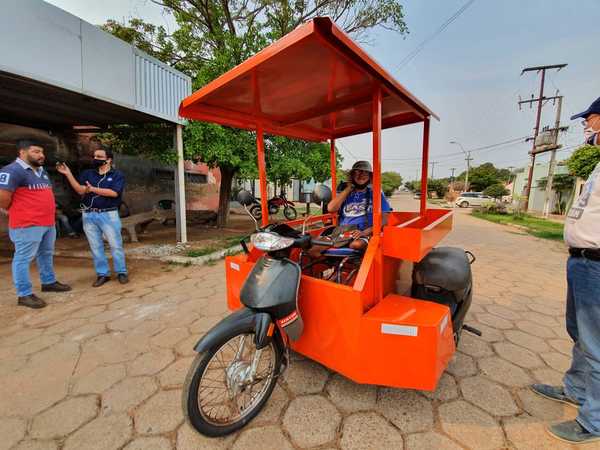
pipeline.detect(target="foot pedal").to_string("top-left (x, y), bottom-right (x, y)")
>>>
top-left (462, 324), bottom-right (482, 336)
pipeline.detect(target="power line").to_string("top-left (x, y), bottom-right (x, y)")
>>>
top-left (398, 0), bottom-right (477, 69)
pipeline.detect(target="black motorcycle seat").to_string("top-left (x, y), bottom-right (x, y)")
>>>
top-left (413, 247), bottom-right (471, 292)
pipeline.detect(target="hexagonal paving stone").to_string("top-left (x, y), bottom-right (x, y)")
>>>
top-left (516, 321), bottom-right (556, 339)
top-left (72, 364), bottom-right (126, 394)
top-left (134, 389), bottom-right (183, 435)
top-left (101, 376), bottom-right (157, 413)
top-left (458, 333), bottom-right (494, 358)
top-left (0, 417), bottom-right (26, 450)
top-left (175, 334), bottom-right (199, 357)
top-left (63, 413), bottom-right (132, 450)
top-left (150, 327), bottom-right (190, 348)
top-left (540, 352), bottom-right (571, 372)
top-left (176, 423), bottom-right (235, 450)
top-left (460, 375), bottom-right (519, 416)
top-left (525, 312), bottom-right (560, 328)
top-left (340, 412), bottom-right (403, 450)
top-left (532, 368), bottom-right (565, 386)
top-left (503, 415), bottom-right (570, 450)
top-left (283, 395), bottom-right (341, 448)
top-left (0, 327), bottom-right (43, 347)
top-left (517, 388), bottom-right (577, 421)
top-left (446, 352), bottom-right (477, 378)
top-left (10, 334), bottom-right (61, 356)
top-left (232, 425), bottom-right (293, 450)
top-left (504, 330), bottom-right (551, 353)
top-left (127, 349), bottom-right (175, 376)
top-left (31, 395), bottom-right (98, 439)
top-left (485, 305), bottom-right (522, 321)
top-left (478, 356), bottom-right (533, 387)
top-left (475, 313), bottom-right (514, 330)
top-left (376, 389), bottom-right (433, 433)
top-left (252, 384), bottom-right (289, 426)
top-left (63, 323), bottom-right (107, 342)
top-left (549, 339), bottom-right (572, 356)
top-left (326, 374), bottom-right (377, 413)
top-left (421, 373), bottom-right (458, 401)
top-left (43, 318), bottom-right (88, 335)
top-left (439, 400), bottom-right (505, 450)
top-left (123, 437), bottom-right (172, 450)
top-left (465, 322), bottom-right (504, 343)
top-left (282, 359), bottom-right (329, 395)
top-left (493, 342), bottom-right (543, 369)
top-left (12, 441), bottom-right (58, 450)
top-left (404, 431), bottom-right (463, 450)
top-left (158, 356), bottom-right (194, 388)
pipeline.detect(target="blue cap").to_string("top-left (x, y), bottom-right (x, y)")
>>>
top-left (571, 96), bottom-right (600, 120)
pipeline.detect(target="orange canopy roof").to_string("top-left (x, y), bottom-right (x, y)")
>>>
top-left (179, 17), bottom-right (437, 142)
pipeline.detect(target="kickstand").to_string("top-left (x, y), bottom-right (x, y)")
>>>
top-left (462, 324), bottom-right (482, 336)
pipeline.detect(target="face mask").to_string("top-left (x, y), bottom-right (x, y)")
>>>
top-left (93, 159), bottom-right (107, 169)
top-left (584, 128), bottom-right (598, 145)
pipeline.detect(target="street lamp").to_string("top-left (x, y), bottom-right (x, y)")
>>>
top-left (450, 140), bottom-right (471, 192)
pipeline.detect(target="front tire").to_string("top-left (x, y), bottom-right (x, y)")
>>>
top-left (183, 330), bottom-right (281, 437)
top-left (283, 206), bottom-right (297, 220)
top-left (460, 201), bottom-right (469, 208)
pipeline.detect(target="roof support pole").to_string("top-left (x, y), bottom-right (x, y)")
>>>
top-left (174, 124), bottom-right (188, 243)
top-left (419, 117), bottom-right (430, 216)
top-left (372, 86), bottom-right (383, 304)
top-left (256, 125), bottom-right (269, 227)
top-left (330, 139), bottom-right (337, 199)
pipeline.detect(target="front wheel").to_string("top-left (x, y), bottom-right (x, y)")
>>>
top-left (283, 205), bottom-right (297, 220)
top-left (183, 331), bottom-right (282, 437)
top-left (460, 201), bottom-right (469, 208)
top-left (249, 205), bottom-right (262, 220)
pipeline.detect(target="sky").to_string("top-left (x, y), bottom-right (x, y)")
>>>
top-left (46, 0), bottom-right (600, 181)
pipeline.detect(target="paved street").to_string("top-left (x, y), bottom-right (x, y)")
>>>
top-left (0, 195), bottom-right (590, 449)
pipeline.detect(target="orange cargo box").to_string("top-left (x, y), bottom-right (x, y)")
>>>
top-left (382, 209), bottom-right (453, 262)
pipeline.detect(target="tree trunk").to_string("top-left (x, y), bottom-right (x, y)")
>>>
top-left (217, 166), bottom-right (235, 228)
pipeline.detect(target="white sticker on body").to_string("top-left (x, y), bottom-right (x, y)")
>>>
top-left (230, 262), bottom-right (240, 271)
top-left (381, 324), bottom-right (418, 336)
top-left (440, 314), bottom-right (449, 333)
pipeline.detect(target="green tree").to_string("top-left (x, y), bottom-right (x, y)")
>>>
top-left (381, 171), bottom-right (403, 196)
top-left (102, 0), bottom-right (408, 226)
top-left (427, 178), bottom-right (448, 198)
top-left (482, 183), bottom-right (509, 199)
top-left (536, 173), bottom-right (575, 214)
top-left (458, 162), bottom-right (508, 192)
top-left (567, 144), bottom-right (600, 180)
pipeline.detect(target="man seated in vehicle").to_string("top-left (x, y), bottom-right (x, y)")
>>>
top-left (326, 160), bottom-right (392, 251)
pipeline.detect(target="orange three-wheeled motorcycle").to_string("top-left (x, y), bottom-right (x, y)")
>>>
top-left (178, 17), bottom-right (479, 437)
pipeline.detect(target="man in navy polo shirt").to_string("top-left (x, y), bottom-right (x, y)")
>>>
top-left (57, 146), bottom-right (129, 286)
top-left (0, 139), bottom-right (72, 309)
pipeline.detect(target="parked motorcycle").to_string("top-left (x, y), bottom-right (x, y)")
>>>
top-left (182, 188), bottom-right (328, 436)
top-left (248, 192), bottom-right (297, 221)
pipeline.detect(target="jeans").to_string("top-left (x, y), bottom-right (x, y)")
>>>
top-left (8, 226), bottom-right (57, 297)
top-left (82, 211), bottom-right (127, 276)
top-left (563, 256), bottom-right (600, 434)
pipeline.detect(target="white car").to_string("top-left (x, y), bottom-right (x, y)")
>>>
top-left (455, 192), bottom-right (493, 208)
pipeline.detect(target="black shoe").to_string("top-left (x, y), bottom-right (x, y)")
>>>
top-left (117, 274), bottom-right (129, 284)
top-left (18, 294), bottom-right (47, 309)
top-left (41, 281), bottom-right (72, 292)
top-left (530, 384), bottom-right (581, 408)
top-left (548, 420), bottom-right (600, 444)
top-left (92, 276), bottom-right (111, 287)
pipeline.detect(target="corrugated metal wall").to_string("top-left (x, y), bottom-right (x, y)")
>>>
top-left (134, 49), bottom-right (191, 123)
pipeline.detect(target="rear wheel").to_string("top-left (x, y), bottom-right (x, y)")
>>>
top-left (183, 331), bottom-right (281, 437)
top-left (249, 205), bottom-right (262, 220)
top-left (283, 206), bottom-right (297, 220)
top-left (460, 201), bottom-right (469, 208)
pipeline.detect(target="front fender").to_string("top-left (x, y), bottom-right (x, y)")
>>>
top-left (193, 307), bottom-right (274, 352)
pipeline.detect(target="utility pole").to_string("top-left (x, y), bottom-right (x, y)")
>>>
top-left (450, 167), bottom-right (456, 191)
top-left (429, 161), bottom-right (437, 179)
top-left (519, 63), bottom-right (567, 211)
top-left (543, 96), bottom-right (567, 217)
top-left (464, 152), bottom-right (473, 192)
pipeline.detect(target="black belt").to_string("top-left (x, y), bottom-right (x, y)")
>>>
top-left (569, 248), bottom-right (600, 261)
top-left (83, 207), bottom-right (119, 213)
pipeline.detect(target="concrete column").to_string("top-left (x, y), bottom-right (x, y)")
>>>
top-left (174, 124), bottom-right (187, 243)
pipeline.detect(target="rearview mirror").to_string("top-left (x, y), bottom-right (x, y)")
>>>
top-left (311, 184), bottom-right (332, 204)
top-left (237, 189), bottom-right (255, 206)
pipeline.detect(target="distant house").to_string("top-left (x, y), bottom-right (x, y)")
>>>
top-left (512, 162), bottom-right (574, 213)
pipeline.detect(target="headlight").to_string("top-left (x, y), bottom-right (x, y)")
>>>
top-left (251, 232), bottom-right (295, 252)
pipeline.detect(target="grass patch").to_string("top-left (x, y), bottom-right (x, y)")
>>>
top-left (185, 233), bottom-right (248, 258)
top-left (471, 211), bottom-right (564, 241)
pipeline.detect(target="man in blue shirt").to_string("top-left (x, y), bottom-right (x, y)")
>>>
top-left (327, 160), bottom-right (392, 250)
top-left (57, 146), bottom-right (129, 286)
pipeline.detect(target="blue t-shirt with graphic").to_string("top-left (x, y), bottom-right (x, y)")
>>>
top-left (339, 188), bottom-right (392, 230)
